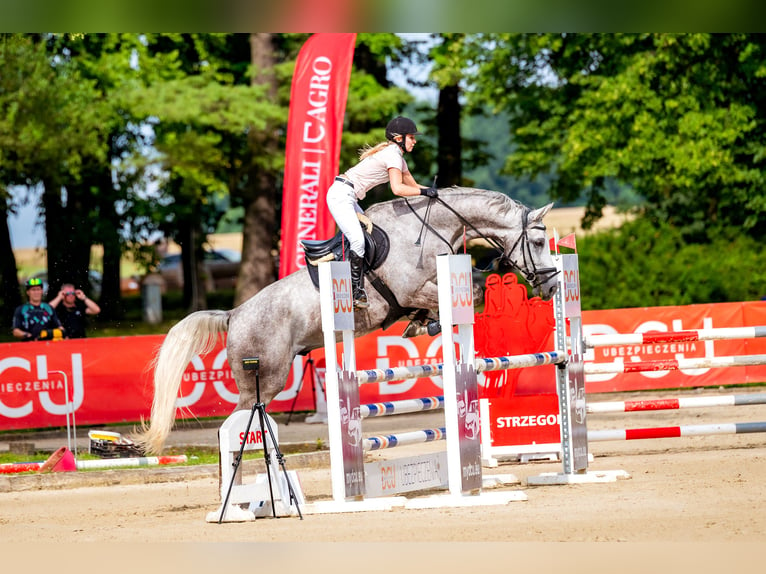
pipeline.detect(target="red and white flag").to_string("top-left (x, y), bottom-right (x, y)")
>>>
top-left (549, 233), bottom-right (577, 253)
top-left (558, 233), bottom-right (577, 251)
top-left (278, 33), bottom-right (356, 278)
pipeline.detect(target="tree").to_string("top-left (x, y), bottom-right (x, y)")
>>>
top-left (348, 34), bottom-right (432, 207)
top-left (406, 33), bottom-right (501, 191)
top-left (463, 33), bottom-right (766, 241)
top-left (130, 33), bottom-right (285, 311)
top-left (0, 34), bottom-right (107, 322)
top-left (235, 33), bottom-right (282, 305)
top-left (430, 34), bottom-right (465, 187)
top-left (43, 33), bottom-right (152, 319)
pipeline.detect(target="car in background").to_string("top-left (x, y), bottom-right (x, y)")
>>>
top-left (158, 248), bottom-right (241, 291)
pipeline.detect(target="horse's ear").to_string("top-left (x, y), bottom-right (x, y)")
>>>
top-left (529, 202), bottom-right (554, 223)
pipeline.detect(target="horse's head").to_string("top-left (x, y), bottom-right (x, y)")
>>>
top-left (500, 202), bottom-right (559, 300)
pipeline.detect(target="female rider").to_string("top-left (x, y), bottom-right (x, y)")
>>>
top-left (326, 116), bottom-right (437, 309)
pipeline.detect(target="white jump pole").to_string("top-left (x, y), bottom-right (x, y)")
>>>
top-left (584, 354), bottom-right (766, 375)
top-left (307, 255), bottom-right (526, 512)
top-left (528, 251), bottom-right (630, 485)
top-left (437, 253), bottom-right (481, 496)
top-left (585, 326), bottom-right (766, 347)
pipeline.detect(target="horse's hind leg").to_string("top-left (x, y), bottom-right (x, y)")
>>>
top-left (227, 336), bottom-right (294, 412)
top-left (230, 357), bottom-right (293, 411)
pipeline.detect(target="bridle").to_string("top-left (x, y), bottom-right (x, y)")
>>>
top-left (498, 208), bottom-right (559, 289)
top-left (404, 196), bottom-right (559, 291)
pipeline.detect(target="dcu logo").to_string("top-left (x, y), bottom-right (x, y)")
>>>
top-left (450, 271), bottom-right (473, 308)
top-left (380, 464), bottom-right (396, 491)
top-left (564, 269), bottom-right (580, 302)
top-left (177, 349), bottom-right (237, 407)
top-left (332, 277), bottom-right (353, 314)
top-left (0, 354), bottom-right (84, 418)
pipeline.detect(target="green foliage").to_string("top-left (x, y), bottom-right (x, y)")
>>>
top-left (0, 34), bottom-right (108, 185)
top-left (463, 33), bottom-right (766, 242)
top-left (6, 33), bottom-right (766, 321)
top-left (579, 217), bottom-right (766, 310)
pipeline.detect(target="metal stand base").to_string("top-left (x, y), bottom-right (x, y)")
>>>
top-left (527, 469), bottom-right (631, 485)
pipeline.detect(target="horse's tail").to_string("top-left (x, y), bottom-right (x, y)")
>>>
top-left (133, 310), bottom-right (230, 454)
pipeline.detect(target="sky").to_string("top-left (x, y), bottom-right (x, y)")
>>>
top-left (9, 187), bottom-right (44, 250)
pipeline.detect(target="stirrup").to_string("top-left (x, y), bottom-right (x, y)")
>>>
top-left (353, 289), bottom-right (369, 309)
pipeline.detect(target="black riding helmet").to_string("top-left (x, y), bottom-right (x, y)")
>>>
top-left (386, 116), bottom-right (421, 153)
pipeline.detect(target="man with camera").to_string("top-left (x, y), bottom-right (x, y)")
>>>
top-left (49, 282), bottom-right (101, 339)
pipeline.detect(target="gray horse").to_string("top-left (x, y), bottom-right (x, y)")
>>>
top-left (134, 187), bottom-right (558, 454)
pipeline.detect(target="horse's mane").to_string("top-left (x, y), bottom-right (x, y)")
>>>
top-left (367, 186), bottom-right (525, 218)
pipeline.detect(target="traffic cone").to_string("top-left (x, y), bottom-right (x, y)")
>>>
top-left (38, 447), bottom-right (76, 473)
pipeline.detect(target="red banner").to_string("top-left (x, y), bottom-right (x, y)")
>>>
top-left (3, 301), bottom-right (766, 432)
top-left (583, 301), bottom-right (766, 392)
top-left (278, 33), bottom-right (356, 278)
top-left (0, 325), bottom-right (446, 431)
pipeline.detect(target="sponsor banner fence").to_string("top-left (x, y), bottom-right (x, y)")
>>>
top-left (583, 301), bottom-right (766, 392)
top-left (2, 300), bottom-right (766, 431)
top-left (0, 324), bottom-right (448, 431)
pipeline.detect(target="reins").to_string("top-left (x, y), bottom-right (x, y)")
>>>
top-left (404, 195), bottom-right (559, 290)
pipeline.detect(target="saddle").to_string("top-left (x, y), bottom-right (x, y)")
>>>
top-left (302, 224), bottom-right (390, 286)
top-left (302, 224), bottom-right (415, 330)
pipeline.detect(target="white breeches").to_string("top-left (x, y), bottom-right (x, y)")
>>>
top-left (326, 181), bottom-right (365, 257)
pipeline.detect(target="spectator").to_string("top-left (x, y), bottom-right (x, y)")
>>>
top-left (12, 277), bottom-right (64, 341)
top-left (49, 282), bottom-right (101, 339)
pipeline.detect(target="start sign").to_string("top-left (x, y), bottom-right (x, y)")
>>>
top-left (219, 409), bottom-right (280, 452)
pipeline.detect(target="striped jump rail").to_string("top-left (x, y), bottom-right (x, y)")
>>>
top-left (584, 354), bottom-right (766, 375)
top-left (585, 326), bottom-right (766, 348)
top-left (0, 454), bottom-right (188, 474)
top-left (360, 396), bottom-right (444, 418)
top-left (363, 427), bottom-right (447, 451)
top-left (588, 421), bottom-right (766, 442)
top-left (587, 392), bottom-right (766, 414)
top-left (355, 350), bottom-right (567, 385)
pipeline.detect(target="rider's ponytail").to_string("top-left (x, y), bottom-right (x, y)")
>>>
top-left (358, 141), bottom-right (392, 161)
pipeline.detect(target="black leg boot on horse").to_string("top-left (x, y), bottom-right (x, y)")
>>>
top-left (402, 308), bottom-right (442, 338)
top-left (348, 251), bottom-right (369, 309)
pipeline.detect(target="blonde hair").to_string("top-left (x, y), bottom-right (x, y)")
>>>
top-left (359, 141), bottom-right (392, 161)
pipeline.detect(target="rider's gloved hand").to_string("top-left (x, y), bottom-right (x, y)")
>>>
top-left (420, 186), bottom-right (438, 198)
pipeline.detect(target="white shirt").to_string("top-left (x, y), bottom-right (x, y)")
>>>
top-left (344, 143), bottom-right (410, 200)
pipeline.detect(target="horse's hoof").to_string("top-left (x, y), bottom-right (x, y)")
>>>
top-left (402, 321), bottom-right (423, 338)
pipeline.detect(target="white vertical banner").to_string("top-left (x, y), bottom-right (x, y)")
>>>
top-left (318, 261), bottom-right (364, 501)
top-left (437, 254), bottom-right (481, 495)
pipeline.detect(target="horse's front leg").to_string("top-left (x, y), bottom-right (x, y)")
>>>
top-left (401, 281), bottom-right (442, 338)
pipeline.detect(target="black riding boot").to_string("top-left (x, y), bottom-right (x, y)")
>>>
top-left (348, 251), bottom-right (369, 309)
